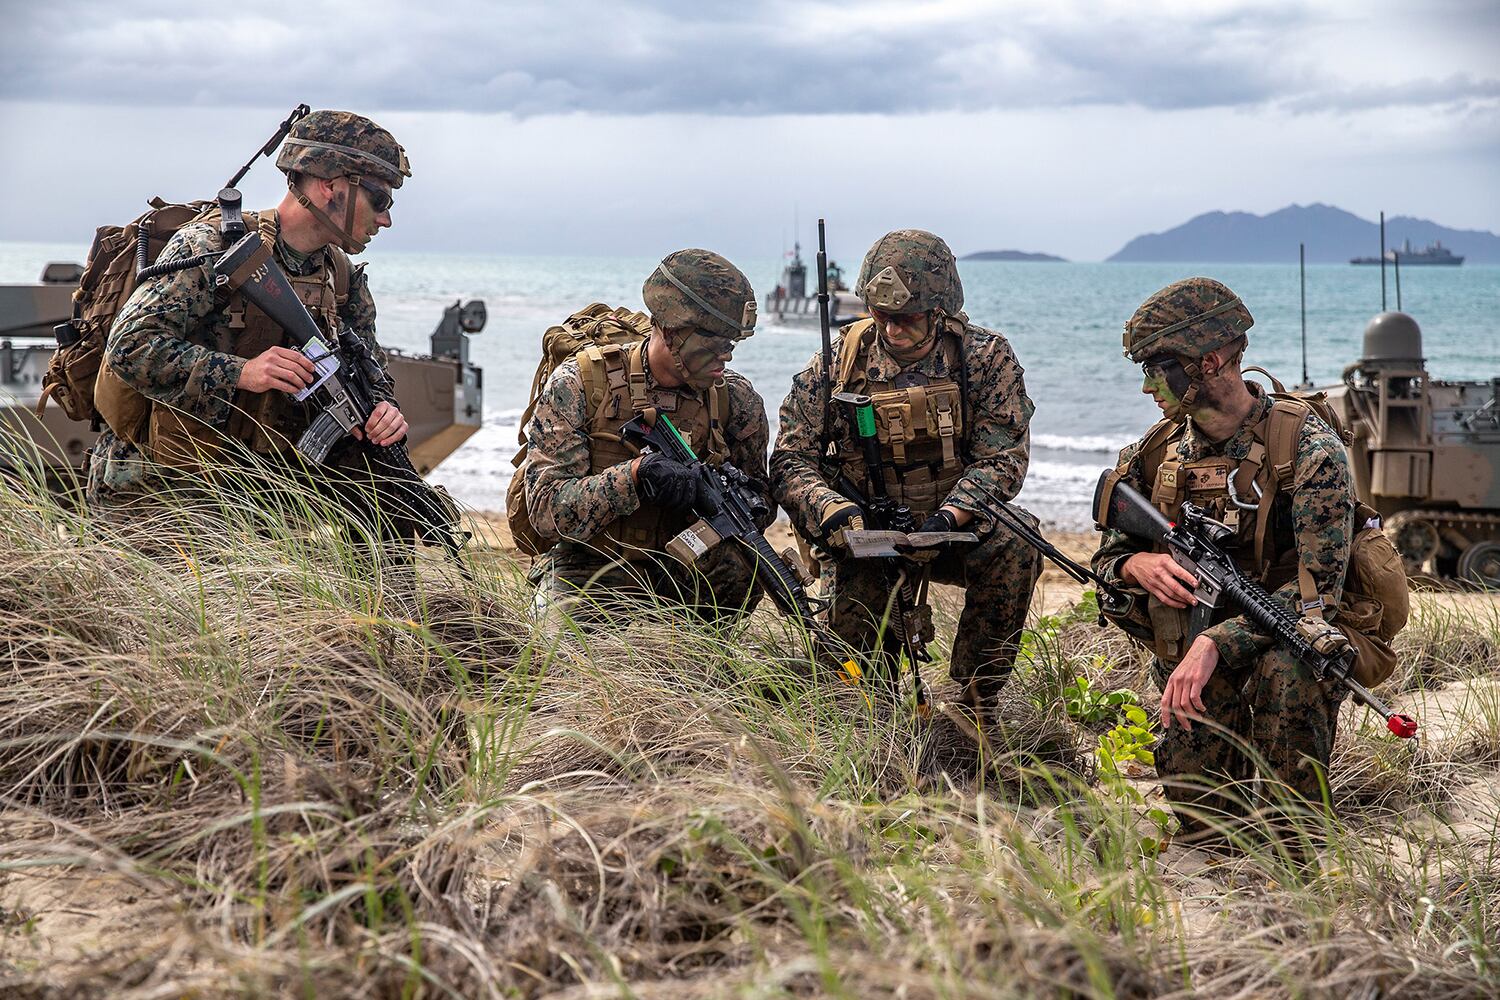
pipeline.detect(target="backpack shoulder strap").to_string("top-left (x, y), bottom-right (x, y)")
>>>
top-left (1265, 397), bottom-right (1311, 491)
top-left (1136, 417), bottom-right (1188, 517)
top-left (1129, 416), bottom-right (1184, 482)
top-left (706, 377), bottom-right (732, 462)
top-left (832, 319), bottom-right (876, 395)
top-left (1250, 398), bottom-right (1314, 583)
top-left (324, 243), bottom-right (352, 305)
top-left (1242, 364), bottom-right (1289, 395)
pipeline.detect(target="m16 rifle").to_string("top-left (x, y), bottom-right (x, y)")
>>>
top-left (1095, 472), bottom-right (1418, 739)
top-left (831, 391), bottom-right (980, 715)
top-left (619, 411), bottom-right (865, 690)
top-left (212, 230), bottom-right (470, 573)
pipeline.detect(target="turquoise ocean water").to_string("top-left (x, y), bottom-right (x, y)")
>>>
top-left (4, 242), bottom-right (1496, 527)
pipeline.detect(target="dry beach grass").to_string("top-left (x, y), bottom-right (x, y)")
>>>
top-left (1, 469), bottom-right (1497, 998)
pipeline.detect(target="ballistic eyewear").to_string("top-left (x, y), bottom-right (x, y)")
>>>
top-left (354, 177), bottom-right (394, 214)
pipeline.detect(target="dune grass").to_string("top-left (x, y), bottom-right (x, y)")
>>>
top-left (0, 458), bottom-right (1497, 998)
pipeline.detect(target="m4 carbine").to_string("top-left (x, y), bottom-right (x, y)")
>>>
top-left (1095, 472), bottom-right (1417, 739)
top-left (619, 412), bottom-right (865, 690)
top-left (213, 230), bottom-right (470, 572)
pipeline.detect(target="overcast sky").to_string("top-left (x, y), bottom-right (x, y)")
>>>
top-left (2, 0), bottom-right (1496, 261)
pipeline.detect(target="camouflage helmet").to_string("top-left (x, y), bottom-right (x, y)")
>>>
top-left (856, 229), bottom-right (963, 315)
top-left (276, 110), bottom-right (412, 190)
top-left (642, 249), bottom-right (757, 340)
top-left (1123, 277), bottom-right (1253, 363)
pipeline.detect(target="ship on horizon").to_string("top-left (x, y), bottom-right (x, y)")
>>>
top-left (1351, 239), bottom-right (1464, 266)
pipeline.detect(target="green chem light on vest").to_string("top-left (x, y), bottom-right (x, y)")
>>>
top-left (853, 402), bottom-right (876, 439)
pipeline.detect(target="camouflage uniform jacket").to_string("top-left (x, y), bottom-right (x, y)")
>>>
top-left (87, 220), bottom-right (391, 502)
top-left (1094, 383), bottom-right (1355, 668)
top-left (771, 318), bottom-right (1033, 538)
top-left (523, 340), bottom-right (771, 544)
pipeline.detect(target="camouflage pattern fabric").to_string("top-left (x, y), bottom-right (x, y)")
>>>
top-left (855, 229), bottom-right (963, 316)
top-left (276, 110), bottom-right (411, 189)
top-left (541, 538), bottom-right (761, 626)
top-left (825, 514), bottom-right (1041, 699)
top-left (1122, 276), bottom-right (1254, 363)
top-left (641, 249), bottom-right (757, 340)
top-left (524, 348), bottom-right (771, 614)
top-left (86, 221), bottom-right (391, 505)
top-left (773, 318), bottom-right (1033, 537)
top-left (772, 317), bottom-right (1037, 698)
top-left (1093, 382), bottom-right (1356, 825)
top-left (1145, 646), bottom-right (1344, 839)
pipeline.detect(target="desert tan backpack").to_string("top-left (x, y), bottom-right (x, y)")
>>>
top-left (505, 303), bottom-right (655, 556)
top-left (38, 199), bottom-right (218, 427)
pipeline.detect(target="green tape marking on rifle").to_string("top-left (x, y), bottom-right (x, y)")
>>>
top-left (620, 412), bottom-right (867, 696)
top-left (658, 412), bottom-right (697, 459)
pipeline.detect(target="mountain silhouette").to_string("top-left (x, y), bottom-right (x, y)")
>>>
top-left (1107, 204), bottom-right (1500, 263)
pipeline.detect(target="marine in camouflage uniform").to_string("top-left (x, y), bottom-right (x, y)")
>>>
top-left (1092, 277), bottom-right (1356, 839)
top-left (771, 230), bottom-right (1041, 709)
top-left (523, 250), bottom-right (772, 622)
top-left (86, 110), bottom-right (413, 538)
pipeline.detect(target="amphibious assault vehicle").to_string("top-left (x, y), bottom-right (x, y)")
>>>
top-left (1326, 311), bottom-right (1500, 587)
top-left (0, 262), bottom-right (485, 488)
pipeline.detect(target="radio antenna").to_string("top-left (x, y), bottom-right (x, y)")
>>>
top-left (1297, 242), bottom-right (1310, 389)
top-left (1379, 210), bottom-right (1387, 311)
top-left (1394, 247), bottom-right (1403, 311)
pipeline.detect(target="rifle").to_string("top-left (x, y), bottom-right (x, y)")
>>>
top-left (618, 412), bottom-right (865, 691)
top-left (831, 391), bottom-right (981, 715)
top-left (213, 231), bottom-right (471, 573)
top-left (966, 494), bottom-right (1138, 623)
top-left (1094, 472), bottom-right (1418, 739)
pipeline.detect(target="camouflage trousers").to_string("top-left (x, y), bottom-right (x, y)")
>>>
top-left (1151, 647), bottom-right (1346, 838)
top-left (826, 514), bottom-right (1041, 703)
top-left (534, 538), bottom-right (764, 626)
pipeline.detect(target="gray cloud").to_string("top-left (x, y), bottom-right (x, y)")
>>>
top-left (3, 0), bottom-right (1496, 116)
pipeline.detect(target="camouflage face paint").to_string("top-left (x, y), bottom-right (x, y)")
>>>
top-left (1141, 356), bottom-right (1190, 419)
top-left (674, 329), bottom-right (736, 387)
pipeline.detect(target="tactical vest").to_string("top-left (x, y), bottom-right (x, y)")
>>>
top-left (94, 209), bottom-right (352, 471)
top-left (575, 340), bottom-right (730, 559)
top-left (830, 318), bottom-right (967, 520)
top-left (1125, 389), bottom-right (1407, 685)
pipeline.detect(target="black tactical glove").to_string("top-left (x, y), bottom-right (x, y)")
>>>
top-left (818, 499), bottom-right (865, 550)
top-left (636, 453), bottom-right (700, 514)
top-left (919, 509), bottom-right (959, 534)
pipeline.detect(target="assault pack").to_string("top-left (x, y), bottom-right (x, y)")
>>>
top-left (505, 303), bottom-right (655, 555)
top-left (1110, 366), bottom-right (1409, 686)
top-left (40, 198), bottom-right (220, 427)
top-left (37, 106), bottom-right (314, 434)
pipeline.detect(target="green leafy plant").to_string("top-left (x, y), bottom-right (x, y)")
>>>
top-left (1096, 707), bottom-right (1155, 779)
top-left (1063, 668), bottom-right (1142, 726)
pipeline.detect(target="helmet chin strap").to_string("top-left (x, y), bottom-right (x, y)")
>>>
top-left (291, 174), bottom-right (367, 254)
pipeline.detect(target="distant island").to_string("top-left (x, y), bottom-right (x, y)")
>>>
top-left (1107, 204), bottom-right (1500, 264)
top-left (962, 249), bottom-right (1067, 262)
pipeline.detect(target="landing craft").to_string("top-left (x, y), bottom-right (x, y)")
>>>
top-left (0, 262), bottom-right (485, 489)
top-left (763, 241), bottom-right (867, 326)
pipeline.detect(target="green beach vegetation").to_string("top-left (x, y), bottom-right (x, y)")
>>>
top-left (0, 452), bottom-right (1497, 998)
